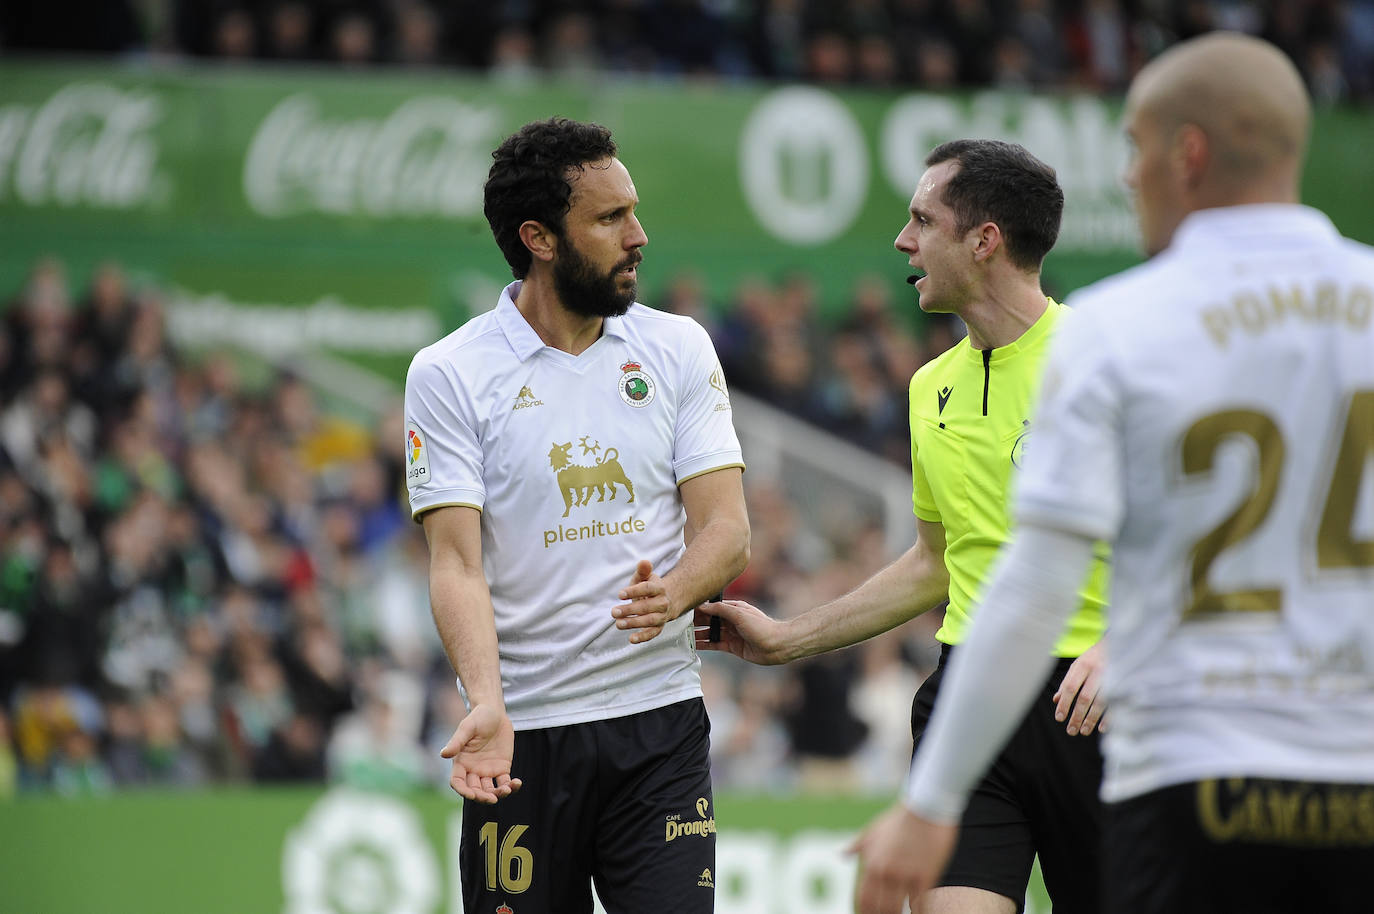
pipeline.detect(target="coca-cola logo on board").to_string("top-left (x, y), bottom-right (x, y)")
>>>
top-left (242, 93), bottom-right (500, 220)
top-left (0, 83), bottom-right (166, 209)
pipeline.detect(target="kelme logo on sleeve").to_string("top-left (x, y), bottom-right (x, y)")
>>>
top-left (618, 361), bottom-right (656, 408)
top-left (405, 422), bottom-right (430, 487)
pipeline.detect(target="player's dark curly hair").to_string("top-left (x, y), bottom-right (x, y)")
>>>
top-left (925, 139), bottom-right (1064, 271)
top-left (483, 117), bottom-right (619, 279)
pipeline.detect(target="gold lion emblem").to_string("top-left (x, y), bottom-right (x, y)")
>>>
top-left (547, 441), bottom-right (635, 518)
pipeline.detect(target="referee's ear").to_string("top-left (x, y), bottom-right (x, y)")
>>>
top-left (970, 221), bottom-right (1003, 264)
top-left (520, 219), bottom-right (557, 266)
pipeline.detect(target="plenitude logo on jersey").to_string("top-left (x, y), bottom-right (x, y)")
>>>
top-left (543, 436), bottom-right (649, 548)
top-left (405, 421), bottom-right (430, 488)
top-left (618, 360), bottom-right (656, 408)
top-left (665, 797), bottom-right (716, 843)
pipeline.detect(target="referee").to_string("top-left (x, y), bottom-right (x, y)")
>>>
top-left (697, 140), bottom-right (1109, 914)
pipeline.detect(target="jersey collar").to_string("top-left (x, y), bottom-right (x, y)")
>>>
top-left (1169, 204), bottom-right (1340, 254)
top-left (495, 281), bottom-right (632, 362)
top-left (962, 297), bottom-right (1062, 364)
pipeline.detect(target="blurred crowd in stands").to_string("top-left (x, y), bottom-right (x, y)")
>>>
top-left (659, 270), bottom-right (962, 467)
top-left (1, 0), bottom-right (1372, 103)
top-left (0, 257), bottom-right (950, 799)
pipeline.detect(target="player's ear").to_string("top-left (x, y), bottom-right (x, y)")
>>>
top-left (1176, 123), bottom-right (1209, 191)
top-left (520, 220), bottom-right (557, 265)
top-left (971, 221), bottom-right (1002, 264)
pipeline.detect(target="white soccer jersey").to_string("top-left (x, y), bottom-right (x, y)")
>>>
top-left (1016, 205), bottom-right (1374, 801)
top-left (405, 281), bottom-right (744, 730)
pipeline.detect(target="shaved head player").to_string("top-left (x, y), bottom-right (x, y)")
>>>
top-left (855, 32), bottom-right (1374, 914)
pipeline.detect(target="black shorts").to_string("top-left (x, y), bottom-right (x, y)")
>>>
top-left (911, 644), bottom-right (1104, 914)
top-left (459, 697), bottom-right (715, 914)
top-left (1107, 777), bottom-right (1374, 914)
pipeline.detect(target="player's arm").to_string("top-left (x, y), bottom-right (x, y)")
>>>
top-left (696, 518), bottom-right (950, 665)
top-left (613, 466), bottom-right (749, 643)
top-left (422, 504), bottom-right (520, 803)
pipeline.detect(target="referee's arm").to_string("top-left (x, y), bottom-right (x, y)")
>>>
top-left (784, 517), bottom-right (951, 661)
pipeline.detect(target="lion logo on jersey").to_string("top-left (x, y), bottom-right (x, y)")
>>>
top-left (548, 441), bottom-right (636, 517)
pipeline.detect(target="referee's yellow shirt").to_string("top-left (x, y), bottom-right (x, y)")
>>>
top-left (909, 299), bottom-right (1108, 657)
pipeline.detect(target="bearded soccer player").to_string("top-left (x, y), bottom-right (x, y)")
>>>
top-left (405, 117), bottom-right (749, 913)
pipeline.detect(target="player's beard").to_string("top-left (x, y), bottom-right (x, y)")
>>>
top-left (553, 240), bottom-right (641, 319)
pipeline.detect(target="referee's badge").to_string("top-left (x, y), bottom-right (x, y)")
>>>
top-left (618, 360), bottom-right (656, 408)
top-left (1011, 419), bottom-right (1030, 468)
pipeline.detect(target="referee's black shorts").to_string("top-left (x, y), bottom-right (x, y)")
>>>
top-left (458, 697), bottom-right (715, 914)
top-left (1106, 777), bottom-right (1374, 914)
top-left (911, 643), bottom-right (1104, 914)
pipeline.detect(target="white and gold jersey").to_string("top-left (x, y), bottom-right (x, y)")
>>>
top-left (405, 281), bottom-right (743, 730)
top-left (1017, 205), bottom-right (1374, 801)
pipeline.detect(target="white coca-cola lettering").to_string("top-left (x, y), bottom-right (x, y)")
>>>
top-left (2, 83), bottom-right (162, 209)
top-left (243, 93), bottom-right (499, 219)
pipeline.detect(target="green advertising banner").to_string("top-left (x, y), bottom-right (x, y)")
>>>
top-left (0, 787), bottom-right (1053, 913)
top-left (1, 61), bottom-right (1371, 368)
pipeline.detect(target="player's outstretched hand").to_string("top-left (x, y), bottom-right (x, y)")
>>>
top-left (693, 599), bottom-right (789, 665)
top-left (440, 703), bottom-right (522, 804)
top-left (613, 559), bottom-right (675, 644)
top-left (1053, 639), bottom-right (1109, 736)
top-left (851, 803), bottom-right (957, 914)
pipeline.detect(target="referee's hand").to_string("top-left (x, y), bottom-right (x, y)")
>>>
top-left (693, 599), bottom-right (788, 665)
top-left (1053, 639), bottom-right (1109, 736)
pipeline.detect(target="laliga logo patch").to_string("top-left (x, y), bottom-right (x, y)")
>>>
top-left (618, 360), bottom-right (656, 408)
top-left (405, 421), bottom-right (430, 488)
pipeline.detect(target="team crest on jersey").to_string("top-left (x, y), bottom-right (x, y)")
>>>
top-left (496, 905), bottom-right (514, 914)
top-left (1011, 420), bottom-right (1030, 468)
top-left (548, 440), bottom-right (636, 518)
top-left (618, 360), bottom-right (656, 408)
top-left (405, 421), bottom-right (430, 488)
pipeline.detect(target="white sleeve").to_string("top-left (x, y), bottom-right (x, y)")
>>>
top-left (1014, 303), bottom-right (1126, 542)
top-left (904, 524), bottom-right (1097, 822)
top-left (672, 321), bottom-right (745, 482)
top-left (403, 354), bottom-right (485, 519)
